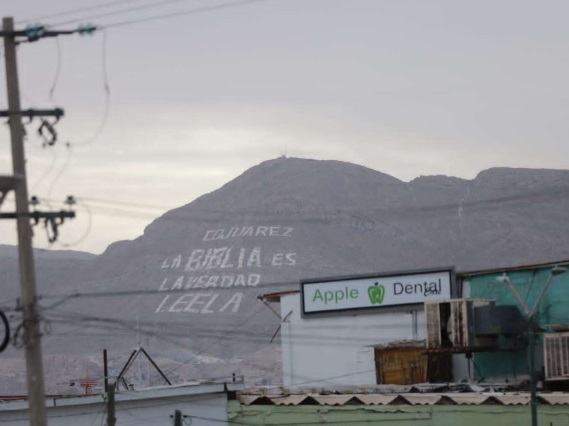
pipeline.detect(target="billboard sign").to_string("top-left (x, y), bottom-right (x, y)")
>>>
top-left (301, 268), bottom-right (454, 315)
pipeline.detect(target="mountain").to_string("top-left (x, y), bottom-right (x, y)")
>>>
top-left (2, 158), bottom-right (569, 392)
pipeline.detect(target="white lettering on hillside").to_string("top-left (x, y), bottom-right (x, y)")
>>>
top-left (160, 247), bottom-right (297, 272)
top-left (158, 273), bottom-right (262, 290)
top-left (154, 292), bottom-right (242, 314)
top-left (156, 224), bottom-right (298, 314)
top-left (202, 226), bottom-right (294, 241)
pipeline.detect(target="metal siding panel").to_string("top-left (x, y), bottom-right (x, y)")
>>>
top-left (425, 302), bottom-right (441, 348)
top-left (544, 332), bottom-right (569, 380)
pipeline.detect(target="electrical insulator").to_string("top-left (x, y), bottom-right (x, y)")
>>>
top-left (24, 23), bottom-right (45, 41)
top-left (77, 24), bottom-right (97, 36)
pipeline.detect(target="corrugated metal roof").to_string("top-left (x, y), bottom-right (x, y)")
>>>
top-left (492, 394), bottom-right (531, 405)
top-left (346, 395), bottom-right (401, 406)
top-left (238, 393), bottom-right (569, 406)
top-left (400, 394), bottom-right (445, 405)
top-left (443, 394), bottom-right (489, 405)
top-left (539, 394), bottom-right (569, 405)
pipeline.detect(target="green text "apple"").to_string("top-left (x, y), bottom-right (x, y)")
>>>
top-left (312, 287), bottom-right (359, 304)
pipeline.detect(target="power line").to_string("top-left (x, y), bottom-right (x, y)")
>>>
top-left (44, 310), bottom-right (219, 353)
top-left (44, 310), bottom-right (414, 342)
top-left (39, 279), bottom-right (300, 303)
top-left (50, 0), bottom-right (202, 27)
top-left (153, 303), bottom-right (266, 383)
top-left (17, 0), bottom-right (150, 25)
top-left (21, 181), bottom-right (569, 235)
top-left (41, 201), bottom-right (163, 221)
top-left (45, 308), bottom-right (274, 342)
top-left (36, 196), bottom-right (173, 216)
top-left (78, 196), bottom-right (176, 211)
top-left (46, 325), bottom-right (417, 347)
top-left (103, 0), bottom-right (275, 30)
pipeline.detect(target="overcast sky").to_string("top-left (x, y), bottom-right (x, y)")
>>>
top-left (1, 0), bottom-right (568, 254)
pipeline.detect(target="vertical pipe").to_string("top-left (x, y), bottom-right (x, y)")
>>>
top-left (173, 409), bottom-right (182, 426)
top-left (104, 349), bottom-right (109, 394)
top-left (529, 319), bottom-right (538, 426)
top-left (107, 384), bottom-right (116, 426)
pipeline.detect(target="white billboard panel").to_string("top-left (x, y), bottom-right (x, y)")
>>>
top-left (301, 269), bottom-right (453, 315)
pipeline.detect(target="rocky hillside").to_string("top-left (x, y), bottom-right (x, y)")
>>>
top-left (2, 158), bottom-right (569, 391)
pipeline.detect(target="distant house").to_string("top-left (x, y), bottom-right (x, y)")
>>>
top-left (0, 381), bottom-right (243, 425)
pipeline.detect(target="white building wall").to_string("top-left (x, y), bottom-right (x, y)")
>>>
top-left (280, 293), bottom-right (426, 387)
top-left (0, 384), bottom-right (234, 426)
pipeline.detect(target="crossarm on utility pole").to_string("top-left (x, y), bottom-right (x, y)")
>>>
top-left (0, 108), bottom-right (64, 119)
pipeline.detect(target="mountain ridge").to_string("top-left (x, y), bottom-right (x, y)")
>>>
top-left (2, 158), bottom-right (569, 391)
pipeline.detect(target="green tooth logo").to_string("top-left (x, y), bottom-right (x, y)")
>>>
top-left (368, 283), bottom-right (385, 304)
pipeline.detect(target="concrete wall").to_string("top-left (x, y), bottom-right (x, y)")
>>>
top-left (0, 385), bottom-right (232, 426)
top-left (228, 401), bottom-right (569, 426)
top-left (280, 293), bottom-right (426, 387)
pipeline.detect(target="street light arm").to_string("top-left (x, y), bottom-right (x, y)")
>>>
top-left (496, 274), bottom-right (530, 316)
top-left (529, 266), bottom-right (567, 319)
top-left (528, 273), bottom-right (554, 320)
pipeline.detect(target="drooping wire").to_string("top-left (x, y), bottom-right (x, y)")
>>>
top-left (48, 37), bottom-right (62, 105)
top-left (16, 0), bottom-right (149, 25)
top-left (25, 30), bottom-right (111, 224)
top-left (46, 143), bottom-right (73, 203)
top-left (55, 198), bottom-right (93, 248)
top-left (151, 303), bottom-right (266, 384)
top-left (30, 146), bottom-right (57, 193)
top-left (103, 0), bottom-right (275, 30)
top-left (50, 0), bottom-right (201, 27)
top-left (70, 29), bottom-right (110, 147)
top-left (0, 309), bottom-right (10, 354)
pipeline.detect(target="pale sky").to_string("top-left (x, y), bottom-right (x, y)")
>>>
top-left (1, 0), bottom-right (568, 254)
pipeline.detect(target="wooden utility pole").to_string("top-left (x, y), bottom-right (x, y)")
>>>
top-left (1, 16), bottom-right (92, 425)
top-left (107, 384), bottom-right (116, 426)
top-left (173, 410), bottom-right (182, 426)
top-left (2, 17), bottom-right (47, 426)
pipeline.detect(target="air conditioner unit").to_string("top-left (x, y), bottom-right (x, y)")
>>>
top-left (544, 332), bottom-right (569, 382)
top-left (425, 298), bottom-right (496, 350)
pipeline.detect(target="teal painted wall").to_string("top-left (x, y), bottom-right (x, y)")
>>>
top-left (228, 401), bottom-right (569, 426)
top-left (467, 263), bottom-right (569, 379)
